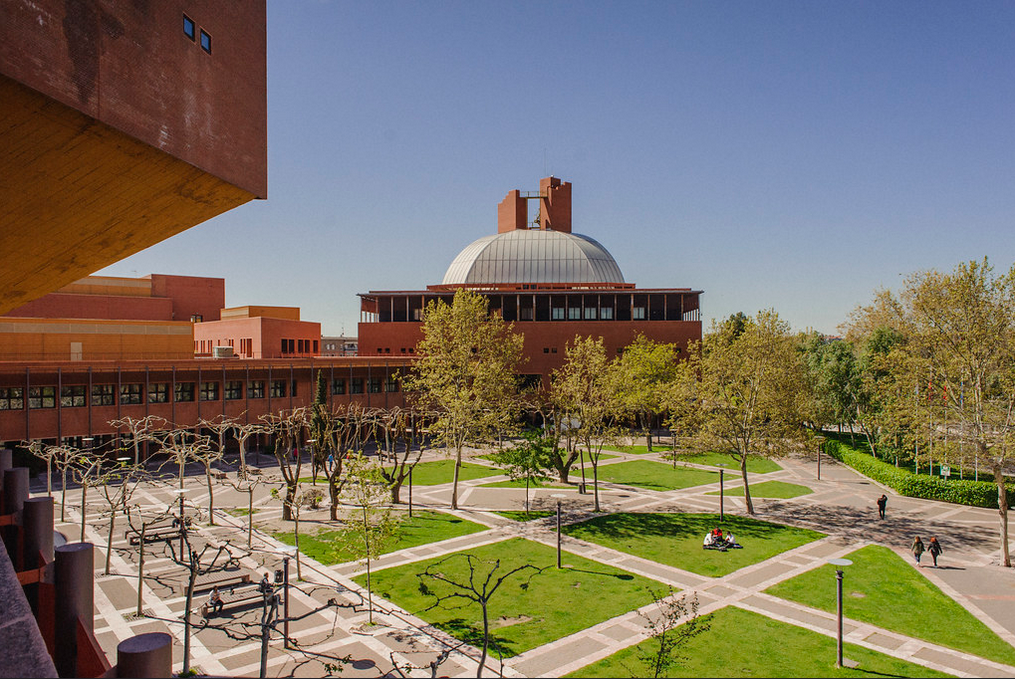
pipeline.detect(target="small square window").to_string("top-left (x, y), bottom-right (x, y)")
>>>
top-left (200, 29), bottom-right (211, 53)
top-left (183, 15), bottom-right (195, 40)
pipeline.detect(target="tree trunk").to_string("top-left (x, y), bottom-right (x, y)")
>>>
top-left (247, 489), bottom-right (254, 550)
top-left (183, 566), bottom-right (195, 674)
top-left (46, 460), bottom-right (52, 497)
top-left (105, 508), bottom-right (116, 575)
top-left (451, 447), bottom-right (462, 510)
top-left (363, 504), bottom-right (373, 624)
top-left (592, 458), bottom-right (600, 512)
top-left (238, 436), bottom-right (248, 479)
top-left (283, 483), bottom-right (296, 521)
top-left (136, 524), bottom-right (145, 616)
top-left (478, 601), bottom-right (489, 679)
top-left (996, 461), bottom-right (1011, 567)
top-left (179, 458), bottom-right (185, 489)
top-left (206, 468), bottom-right (216, 526)
top-left (60, 469), bottom-right (68, 521)
top-left (329, 480), bottom-right (340, 521)
top-left (525, 476), bottom-right (530, 514)
top-left (80, 485), bottom-right (88, 542)
top-left (741, 456), bottom-right (755, 515)
top-left (390, 478), bottom-right (404, 504)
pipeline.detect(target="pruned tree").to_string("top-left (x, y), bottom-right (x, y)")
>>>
top-left (525, 396), bottom-right (581, 485)
top-left (631, 588), bottom-right (711, 679)
top-left (200, 413), bottom-right (238, 466)
top-left (24, 440), bottom-right (53, 496)
top-left (39, 443), bottom-right (81, 520)
top-left (70, 452), bottom-right (105, 542)
top-left (234, 418), bottom-right (268, 480)
top-left (402, 288), bottom-right (524, 510)
top-left (417, 554), bottom-right (545, 678)
top-left (375, 406), bottom-right (424, 504)
top-left (552, 336), bottom-right (623, 512)
top-left (260, 407), bottom-right (310, 521)
top-left (97, 460), bottom-right (147, 575)
top-left (124, 501), bottom-right (175, 616)
top-left (228, 476), bottom-right (266, 550)
top-left (189, 434), bottom-right (226, 526)
top-left (667, 310), bottom-right (809, 515)
top-left (156, 428), bottom-right (209, 490)
top-left (108, 414), bottom-right (167, 466)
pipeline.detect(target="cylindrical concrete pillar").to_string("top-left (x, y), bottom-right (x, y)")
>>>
top-left (24, 496), bottom-right (54, 568)
top-left (55, 542), bottom-right (94, 678)
top-left (3, 466), bottom-right (29, 516)
top-left (0, 449), bottom-right (11, 514)
top-left (116, 632), bottom-right (173, 678)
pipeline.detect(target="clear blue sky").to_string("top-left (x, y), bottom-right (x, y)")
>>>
top-left (98, 1), bottom-right (1015, 337)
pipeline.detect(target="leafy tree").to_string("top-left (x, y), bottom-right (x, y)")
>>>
top-left (309, 369), bottom-right (332, 484)
top-left (849, 259), bottom-right (1015, 566)
top-left (668, 310), bottom-right (809, 514)
top-left (489, 430), bottom-right (554, 513)
top-left (612, 334), bottom-right (679, 451)
top-left (417, 554), bottom-right (544, 678)
top-left (552, 336), bottom-right (622, 512)
top-left (375, 406), bottom-right (425, 504)
top-left (403, 289), bottom-right (524, 509)
top-left (336, 454), bottom-right (397, 624)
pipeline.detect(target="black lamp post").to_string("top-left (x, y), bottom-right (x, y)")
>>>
top-left (278, 545), bottom-right (297, 649)
top-left (829, 558), bottom-right (853, 667)
top-left (716, 463), bottom-right (727, 522)
top-left (552, 493), bottom-right (567, 569)
top-left (408, 467), bottom-right (413, 518)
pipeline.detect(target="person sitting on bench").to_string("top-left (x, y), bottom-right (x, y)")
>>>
top-left (207, 587), bottom-right (224, 616)
top-left (258, 573), bottom-right (272, 594)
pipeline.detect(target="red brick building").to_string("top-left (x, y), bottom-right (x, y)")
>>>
top-left (358, 177), bottom-right (702, 384)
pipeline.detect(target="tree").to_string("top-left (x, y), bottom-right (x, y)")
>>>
top-left (403, 289), bottom-right (524, 510)
top-left (71, 452), bottom-right (105, 542)
top-left (631, 589), bottom-right (711, 679)
top-left (417, 554), bottom-right (544, 678)
top-left (109, 415), bottom-right (167, 466)
top-left (489, 430), bottom-right (553, 513)
top-left (668, 310), bottom-right (809, 515)
top-left (200, 414), bottom-right (238, 467)
top-left (613, 335), bottom-right (679, 451)
top-left (552, 336), bottom-right (622, 512)
top-left (233, 418), bottom-right (268, 480)
top-left (189, 434), bottom-right (226, 526)
top-left (124, 502), bottom-right (174, 616)
top-left (157, 428), bottom-right (209, 490)
top-left (309, 370), bottom-right (332, 484)
top-left (228, 476), bottom-right (266, 550)
top-left (375, 406), bottom-right (425, 504)
top-left (96, 460), bottom-right (146, 575)
top-left (24, 440), bottom-right (54, 496)
top-left (261, 408), bottom-right (309, 521)
top-left (336, 454), bottom-right (397, 624)
top-left (849, 259), bottom-right (1015, 566)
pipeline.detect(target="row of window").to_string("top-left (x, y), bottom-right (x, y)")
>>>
top-left (281, 339), bottom-right (319, 355)
top-left (183, 14), bottom-right (211, 53)
top-left (0, 376), bottom-right (401, 410)
top-left (375, 347), bottom-right (416, 355)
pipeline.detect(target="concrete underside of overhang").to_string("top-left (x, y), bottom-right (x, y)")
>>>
top-left (0, 75), bottom-right (255, 315)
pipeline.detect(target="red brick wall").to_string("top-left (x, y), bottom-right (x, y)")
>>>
top-left (5, 293), bottom-right (174, 321)
top-left (0, 0), bottom-right (267, 197)
top-left (149, 274), bottom-right (225, 322)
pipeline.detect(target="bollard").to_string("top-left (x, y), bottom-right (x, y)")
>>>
top-left (23, 496), bottom-right (54, 614)
top-left (0, 449), bottom-right (11, 509)
top-left (55, 542), bottom-right (94, 678)
top-left (116, 632), bottom-right (173, 678)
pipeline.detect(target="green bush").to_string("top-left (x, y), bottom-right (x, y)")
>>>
top-left (823, 439), bottom-right (1013, 509)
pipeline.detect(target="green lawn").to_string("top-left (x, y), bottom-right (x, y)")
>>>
top-left (273, 510), bottom-right (487, 565)
top-left (563, 513), bottom-right (825, 578)
top-left (666, 451), bottom-right (782, 474)
top-left (607, 443), bottom-right (669, 455)
top-left (479, 452), bottom-right (617, 463)
top-left (568, 606), bottom-right (952, 678)
top-left (401, 459), bottom-right (503, 485)
top-left (479, 478), bottom-right (573, 489)
top-left (706, 480), bottom-right (812, 499)
top-left (593, 460), bottom-right (720, 491)
top-left (357, 537), bottom-right (658, 657)
top-left (766, 544), bottom-right (1015, 666)
top-left (493, 510), bottom-right (555, 522)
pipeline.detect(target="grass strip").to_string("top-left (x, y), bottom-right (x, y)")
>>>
top-left (705, 480), bottom-right (812, 499)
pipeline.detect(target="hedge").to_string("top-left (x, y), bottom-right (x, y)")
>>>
top-left (822, 439), bottom-right (1014, 509)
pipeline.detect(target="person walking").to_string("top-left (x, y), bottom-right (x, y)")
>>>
top-left (929, 537), bottom-right (943, 568)
top-left (912, 536), bottom-right (925, 566)
top-left (876, 494), bottom-right (888, 520)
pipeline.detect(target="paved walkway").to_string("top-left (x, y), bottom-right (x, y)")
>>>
top-left (38, 445), bottom-right (1015, 677)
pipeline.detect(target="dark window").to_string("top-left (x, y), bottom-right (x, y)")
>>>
top-left (313, 340), bottom-right (319, 353)
top-left (350, 378), bottom-right (363, 394)
top-left (200, 29), bottom-right (211, 53)
top-left (248, 380), bottom-right (265, 399)
top-left (225, 381), bottom-right (243, 400)
top-left (368, 378), bottom-right (382, 393)
top-left (200, 382), bottom-right (219, 401)
top-left (174, 382), bottom-right (195, 403)
top-left (29, 386), bottom-right (56, 409)
top-left (148, 383), bottom-right (169, 404)
top-left (0, 387), bottom-right (23, 410)
top-left (331, 379), bottom-right (345, 395)
top-left (61, 385), bottom-right (86, 407)
top-left (385, 375), bottom-right (399, 392)
top-left (288, 339), bottom-right (295, 354)
top-left (183, 15), bottom-right (195, 40)
top-left (543, 347), bottom-right (549, 354)
top-left (270, 380), bottom-right (286, 398)
top-left (298, 339), bottom-right (305, 353)
top-left (281, 339), bottom-right (288, 354)
top-left (291, 380), bottom-right (298, 397)
top-left (91, 384), bottom-right (116, 406)
top-left (120, 383), bottom-right (143, 405)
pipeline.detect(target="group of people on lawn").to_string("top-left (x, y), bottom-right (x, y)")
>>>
top-left (703, 526), bottom-right (741, 550)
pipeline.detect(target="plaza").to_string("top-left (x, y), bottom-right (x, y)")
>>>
top-left (50, 440), bottom-right (1015, 677)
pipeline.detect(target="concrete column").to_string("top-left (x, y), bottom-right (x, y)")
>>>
top-left (2, 467), bottom-right (30, 563)
top-left (0, 448), bottom-right (13, 510)
top-left (116, 632), bottom-right (173, 678)
top-left (54, 542), bottom-right (94, 678)
top-left (24, 496), bottom-right (54, 568)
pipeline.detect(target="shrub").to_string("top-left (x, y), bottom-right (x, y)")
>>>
top-left (823, 439), bottom-right (1014, 509)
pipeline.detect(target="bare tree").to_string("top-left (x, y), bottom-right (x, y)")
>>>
top-left (200, 414), bottom-right (238, 467)
top-left (234, 418), bottom-right (268, 479)
top-left (261, 408), bottom-right (310, 521)
top-left (631, 589), bottom-right (711, 679)
top-left (97, 460), bottom-right (147, 574)
top-left (190, 436), bottom-right (226, 526)
top-left (417, 554), bottom-right (544, 677)
top-left (71, 452), bottom-right (105, 542)
top-left (375, 407), bottom-right (424, 504)
top-left (109, 415), bottom-right (167, 466)
top-left (124, 501), bottom-right (175, 616)
top-left (228, 476), bottom-right (266, 550)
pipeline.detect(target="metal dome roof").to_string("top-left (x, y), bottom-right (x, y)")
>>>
top-left (442, 229), bottom-right (626, 286)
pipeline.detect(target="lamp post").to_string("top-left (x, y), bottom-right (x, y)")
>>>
top-left (552, 493), bottom-right (568, 569)
top-left (716, 464), bottom-right (727, 522)
top-left (408, 467), bottom-right (413, 518)
top-left (278, 545), bottom-right (297, 649)
top-left (817, 441), bottom-right (821, 480)
top-left (829, 558), bottom-right (853, 668)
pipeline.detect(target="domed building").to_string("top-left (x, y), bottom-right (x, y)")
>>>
top-left (358, 176), bottom-right (701, 384)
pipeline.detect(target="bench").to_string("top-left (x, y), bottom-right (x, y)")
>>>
top-left (125, 525), bottom-right (180, 545)
top-left (213, 471), bottom-right (228, 480)
top-left (201, 584), bottom-right (267, 618)
top-left (192, 571), bottom-right (251, 594)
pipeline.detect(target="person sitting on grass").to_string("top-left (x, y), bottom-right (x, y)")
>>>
top-left (704, 532), bottom-right (714, 548)
top-left (725, 531), bottom-right (738, 547)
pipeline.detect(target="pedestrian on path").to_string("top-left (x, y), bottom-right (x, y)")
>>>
top-left (877, 494), bottom-right (888, 520)
top-left (912, 536), bottom-right (925, 566)
top-left (929, 536), bottom-right (943, 567)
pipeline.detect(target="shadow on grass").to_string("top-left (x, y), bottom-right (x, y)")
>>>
top-left (566, 567), bottom-right (635, 581)
top-left (441, 618), bottom-right (516, 658)
top-left (563, 512), bottom-right (794, 542)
